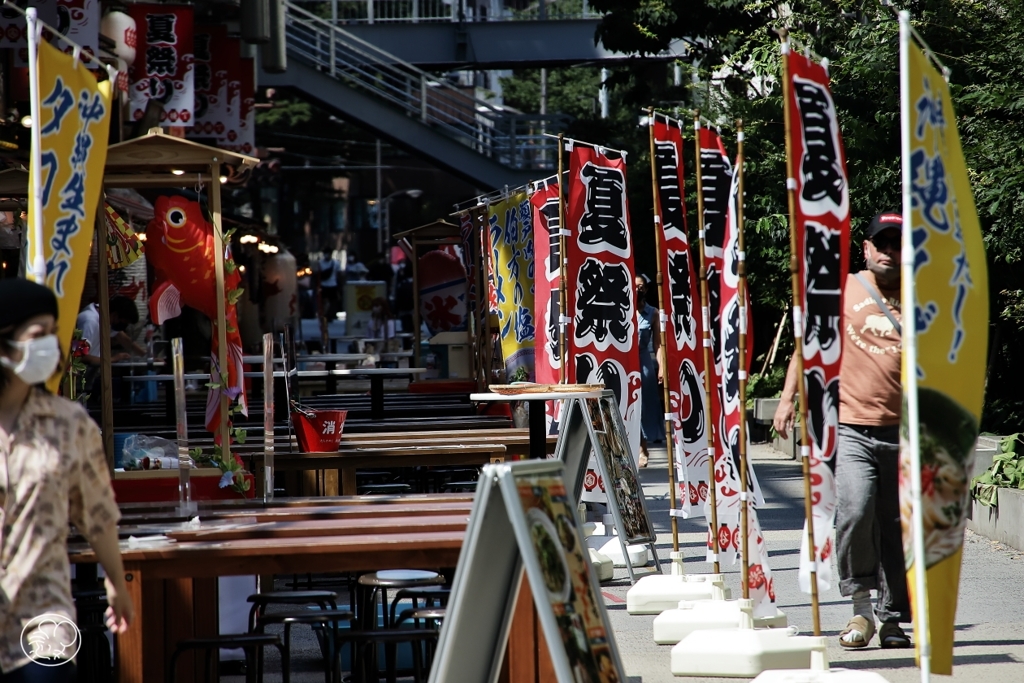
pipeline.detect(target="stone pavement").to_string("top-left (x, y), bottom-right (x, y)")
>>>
top-left (604, 443), bottom-right (1024, 682)
top-left (227, 443), bottom-right (1024, 682)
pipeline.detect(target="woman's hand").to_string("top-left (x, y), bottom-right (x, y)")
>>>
top-left (103, 576), bottom-right (135, 634)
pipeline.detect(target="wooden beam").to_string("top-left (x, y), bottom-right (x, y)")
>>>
top-left (209, 165), bottom-right (231, 458)
top-left (95, 199), bottom-right (115, 471)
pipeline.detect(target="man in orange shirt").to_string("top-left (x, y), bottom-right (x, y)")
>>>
top-left (774, 211), bottom-right (911, 649)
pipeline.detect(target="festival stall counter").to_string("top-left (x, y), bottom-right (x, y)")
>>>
top-left (99, 129), bottom-right (257, 506)
top-left (393, 219), bottom-right (487, 390)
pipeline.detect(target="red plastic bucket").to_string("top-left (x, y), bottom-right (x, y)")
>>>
top-left (291, 409), bottom-right (348, 452)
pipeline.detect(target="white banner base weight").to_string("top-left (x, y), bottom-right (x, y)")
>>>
top-left (752, 666), bottom-right (892, 683)
top-left (589, 548), bottom-right (615, 582)
top-left (627, 573), bottom-right (730, 615)
top-left (654, 594), bottom-right (787, 644)
top-left (670, 604), bottom-right (824, 677)
top-left (587, 535), bottom-right (651, 567)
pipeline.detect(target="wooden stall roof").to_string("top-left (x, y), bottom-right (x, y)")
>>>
top-left (104, 128), bottom-right (258, 188)
top-left (393, 219), bottom-right (461, 242)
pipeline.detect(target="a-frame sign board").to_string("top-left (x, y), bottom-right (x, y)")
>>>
top-left (555, 390), bottom-right (660, 584)
top-left (429, 460), bottom-right (628, 683)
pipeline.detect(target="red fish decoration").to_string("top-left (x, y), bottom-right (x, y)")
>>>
top-left (146, 196), bottom-right (247, 434)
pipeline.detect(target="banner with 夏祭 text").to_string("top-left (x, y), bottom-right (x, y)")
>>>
top-left (900, 39), bottom-right (989, 676)
top-left (128, 3), bottom-right (193, 126)
top-left (488, 191), bottom-right (536, 379)
top-left (785, 47), bottom-right (851, 595)
top-left (564, 143), bottom-right (642, 501)
top-left (27, 39), bottom-right (112, 393)
top-left (652, 115), bottom-right (709, 518)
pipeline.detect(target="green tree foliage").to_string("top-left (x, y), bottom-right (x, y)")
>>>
top-left (500, 0), bottom-right (1024, 431)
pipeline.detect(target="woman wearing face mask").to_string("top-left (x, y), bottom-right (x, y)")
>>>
top-left (0, 279), bottom-right (133, 682)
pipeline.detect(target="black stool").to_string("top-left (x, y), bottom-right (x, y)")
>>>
top-left (356, 571), bottom-right (444, 682)
top-left (255, 608), bottom-right (353, 683)
top-left (333, 629), bottom-right (440, 683)
top-left (387, 586), bottom-right (451, 627)
top-left (247, 590), bottom-right (338, 632)
top-left (166, 633), bottom-right (284, 683)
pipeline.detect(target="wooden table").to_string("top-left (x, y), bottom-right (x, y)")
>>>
top-left (471, 390), bottom-right (602, 460)
top-left (297, 367), bottom-right (427, 418)
top-left (71, 496), bottom-right (555, 683)
top-left (276, 443), bottom-right (507, 495)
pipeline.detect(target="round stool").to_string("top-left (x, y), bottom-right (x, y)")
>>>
top-left (388, 586), bottom-right (451, 627)
top-left (255, 608), bottom-right (353, 683)
top-left (166, 633), bottom-right (283, 683)
top-left (247, 590), bottom-right (338, 632)
top-left (357, 570), bottom-right (444, 681)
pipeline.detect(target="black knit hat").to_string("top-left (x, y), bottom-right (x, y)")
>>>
top-left (0, 278), bottom-right (59, 331)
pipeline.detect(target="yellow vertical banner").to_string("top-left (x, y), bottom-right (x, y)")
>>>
top-left (487, 191), bottom-right (536, 378)
top-left (901, 41), bottom-right (989, 675)
top-left (27, 40), bottom-right (113, 393)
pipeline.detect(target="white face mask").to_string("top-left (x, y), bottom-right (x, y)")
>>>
top-left (0, 334), bottom-right (61, 385)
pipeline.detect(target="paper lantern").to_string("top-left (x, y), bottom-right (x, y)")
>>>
top-left (100, 10), bottom-right (136, 66)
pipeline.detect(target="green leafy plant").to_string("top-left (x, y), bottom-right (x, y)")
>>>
top-left (188, 393), bottom-right (251, 496)
top-left (971, 434), bottom-right (1024, 508)
top-left (509, 366), bottom-right (530, 383)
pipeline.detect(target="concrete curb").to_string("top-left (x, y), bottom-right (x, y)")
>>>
top-left (965, 435), bottom-right (1022, 550)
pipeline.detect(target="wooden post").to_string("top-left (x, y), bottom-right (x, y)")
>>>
top-left (556, 135), bottom-right (567, 384)
top-left (412, 237), bottom-right (422, 369)
top-left (736, 119), bottom-right (750, 598)
top-left (95, 197), bottom-right (115, 472)
top-left (780, 38), bottom-right (822, 636)
top-left (209, 161), bottom-right (231, 459)
top-left (647, 109), bottom-right (680, 552)
top-left (693, 113), bottom-right (721, 575)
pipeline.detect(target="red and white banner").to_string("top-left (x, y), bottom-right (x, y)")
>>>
top-left (235, 57), bottom-right (256, 154)
top-left (531, 180), bottom-right (563, 432)
top-left (188, 24), bottom-right (222, 140)
top-left (699, 127), bottom-right (775, 616)
top-left (217, 37), bottom-right (243, 148)
top-left (785, 48), bottom-right (850, 594)
top-left (564, 143), bottom-right (642, 500)
top-left (129, 3), bottom-right (194, 125)
top-left (2, 0), bottom-right (99, 67)
top-left (652, 116), bottom-right (709, 518)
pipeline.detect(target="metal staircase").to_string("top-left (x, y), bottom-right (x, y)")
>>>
top-left (259, 1), bottom-right (568, 189)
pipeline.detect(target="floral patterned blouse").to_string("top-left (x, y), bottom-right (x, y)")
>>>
top-left (0, 389), bottom-right (120, 672)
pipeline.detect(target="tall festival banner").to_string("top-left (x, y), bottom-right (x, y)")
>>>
top-left (900, 15), bottom-right (989, 675)
top-left (128, 3), bottom-right (194, 126)
top-left (699, 127), bottom-right (775, 615)
top-left (27, 39), bottom-right (112, 393)
top-left (531, 180), bottom-right (563, 431)
top-left (487, 192), bottom-right (536, 378)
top-left (564, 143), bottom-right (642, 500)
top-left (188, 24), bottom-right (223, 141)
top-left (652, 117), bottom-right (709, 517)
top-left (784, 49), bottom-right (850, 594)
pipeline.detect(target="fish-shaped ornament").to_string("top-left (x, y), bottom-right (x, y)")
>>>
top-left (146, 196), bottom-right (247, 435)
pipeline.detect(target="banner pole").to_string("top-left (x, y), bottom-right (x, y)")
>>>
top-left (648, 108), bottom-right (680, 552)
top-left (693, 112), bottom-right (721, 574)
top-left (557, 133), bottom-right (568, 384)
top-left (899, 11), bottom-right (931, 682)
top-left (780, 34), bottom-right (822, 636)
top-left (26, 7), bottom-right (44, 282)
top-left (210, 159), bottom-right (232, 459)
top-left (735, 119), bottom-right (751, 598)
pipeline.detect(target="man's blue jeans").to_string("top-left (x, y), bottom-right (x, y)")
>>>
top-left (835, 423), bottom-right (911, 624)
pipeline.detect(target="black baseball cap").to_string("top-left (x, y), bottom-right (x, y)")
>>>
top-left (866, 210), bottom-right (903, 239)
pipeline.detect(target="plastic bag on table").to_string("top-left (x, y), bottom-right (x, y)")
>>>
top-left (123, 434), bottom-right (181, 470)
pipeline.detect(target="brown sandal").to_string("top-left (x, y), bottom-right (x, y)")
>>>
top-left (839, 615), bottom-right (875, 648)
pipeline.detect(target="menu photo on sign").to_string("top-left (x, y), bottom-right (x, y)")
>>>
top-left (586, 394), bottom-right (656, 545)
top-left (429, 460), bottom-right (626, 683)
top-left (506, 466), bottom-right (625, 683)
